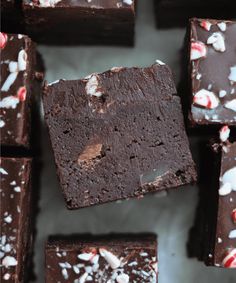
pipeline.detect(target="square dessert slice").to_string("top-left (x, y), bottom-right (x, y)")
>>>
top-left (204, 128), bottom-right (236, 268)
top-left (187, 18), bottom-right (236, 127)
top-left (43, 63), bottom-right (197, 209)
top-left (0, 157), bottom-right (33, 281)
top-left (23, 0), bottom-right (136, 45)
top-left (154, 0), bottom-right (235, 28)
top-left (0, 32), bottom-right (43, 150)
top-left (46, 234), bottom-right (158, 282)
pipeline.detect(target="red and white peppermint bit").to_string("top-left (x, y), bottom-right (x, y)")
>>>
top-left (222, 249), bottom-right (236, 268)
top-left (99, 248), bottom-right (121, 269)
top-left (232, 209), bottom-right (236, 224)
top-left (190, 41), bottom-right (207, 60)
top-left (207, 32), bottom-right (226, 52)
top-left (219, 125), bottom-right (230, 142)
top-left (17, 86), bottom-right (27, 102)
top-left (193, 89), bottom-right (219, 109)
top-left (0, 32), bottom-right (8, 49)
top-left (200, 20), bottom-right (212, 31)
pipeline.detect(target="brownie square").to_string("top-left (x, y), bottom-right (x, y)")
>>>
top-left (154, 0), bottom-right (235, 28)
top-left (0, 157), bottom-right (33, 281)
top-left (0, 32), bottom-right (43, 150)
top-left (43, 63), bottom-right (197, 209)
top-left (46, 234), bottom-right (158, 282)
top-left (187, 18), bottom-right (236, 127)
top-left (205, 138), bottom-right (236, 268)
top-left (23, 0), bottom-right (136, 45)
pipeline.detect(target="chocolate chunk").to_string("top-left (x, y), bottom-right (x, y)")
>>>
top-left (23, 0), bottom-right (136, 45)
top-left (154, 0), bottom-right (235, 28)
top-left (187, 18), bottom-right (236, 127)
top-left (0, 32), bottom-right (44, 150)
top-left (46, 234), bottom-right (158, 282)
top-left (0, 157), bottom-right (33, 281)
top-left (43, 63), bottom-right (197, 209)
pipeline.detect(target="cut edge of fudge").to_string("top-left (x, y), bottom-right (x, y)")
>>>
top-left (45, 233), bottom-right (158, 282)
top-left (22, 0), bottom-right (136, 46)
top-left (43, 63), bottom-right (197, 209)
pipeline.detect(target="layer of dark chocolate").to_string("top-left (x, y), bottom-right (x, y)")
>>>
top-left (46, 234), bottom-right (158, 282)
top-left (23, 0), bottom-right (136, 45)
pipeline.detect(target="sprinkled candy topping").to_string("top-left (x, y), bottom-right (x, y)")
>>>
top-left (193, 89), bottom-right (219, 109)
top-left (116, 273), bottom-right (129, 283)
top-left (123, 0), bottom-right (133, 4)
top-left (190, 41), bottom-right (207, 60)
top-left (0, 32), bottom-right (8, 49)
top-left (17, 86), bottom-right (27, 102)
top-left (222, 249), bottom-right (236, 268)
top-left (219, 125), bottom-right (230, 143)
top-left (217, 22), bottom-right (227, 32)
top-left (207, 32), bottom-right (226, 52)
top-left (37, 0), bottom-right (62, 7)
top-left (228, 230), bottom-right (236, 239)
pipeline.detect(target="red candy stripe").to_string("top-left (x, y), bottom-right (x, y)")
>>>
top-left (0, 32), bottom-right (8, 49)
top-left (232, 209), bottom-right (236, 224)
top-left (17, 86), bottom-right (27, 102)
top-left (222, 249), bottom-right (236, 268)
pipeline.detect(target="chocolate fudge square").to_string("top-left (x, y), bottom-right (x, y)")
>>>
top-left (0, 32), bottom-right (43, 150)
top-left (23, 0), bottom-right (136, 45)
top-left (1, 1), bottom-right (24, 34)
top-left (46, 234), bottom-right (158, 282)
top-left (0, 157), bottom-right (33, 281)
top-left (154, 0), bottom-right (235, 28)
top-left (43, 63), bottom-right (197, 209)
top-left (204, 136), bottom-right (236, 268)
top-left (187, 18), bottom-right (236, 127)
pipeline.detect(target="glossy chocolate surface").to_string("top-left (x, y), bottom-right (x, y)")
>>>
top-left (0, 157), bottom-right (33, 282)
top-left (188, 18), bottom-right (236, 126)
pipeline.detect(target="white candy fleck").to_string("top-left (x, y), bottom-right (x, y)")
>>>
top-left (123, 0), bottom-right (133, 4)
top-left (38, 0), bottom-right (62, 8)
top-left (116, 273), bottom-right (129, 283)
top-left (219, 125), bottom-right (230, 142)
top-left (219, 90), bottom-right (227, 98)
top-left (78, 252), bottom-right (94, 261)
top-left (217, 22), bottom-right (227, 32)
top-left (229, 230), bottom-right (236, 239)
top-left (0, 96), bottom-right (20, 109)
top-left (79, 272), bottom-right (88, 283)
top-left (207, 32), bottom-right (226, 52)
top-left (155, 59), bottom-right (166, 65)
top-left (1, 72), bottom-right (18, 92)
top-left (225, 99), bottom-right (236, 112)
top-left (3, 273), bottom-right (11, 280)
top-left (4, 215), bottom-right (12, 223)
top-left (14, 186), bottom-right (21, 192)
top-left (0, 168), bottom-right (8, 175)
top-left (61, 268), bottom-right (69, 280)
top-left (18, 50), bottom-right (27, 71)
top-left (0, 119), bottom-right (5, 128)
top-left (2, 256), bottom-right (18, 267)
top-left (228, 66), bottom-right (236, 83)
top-left (85, 74), bottom-right (103, 97)
top-left (99, 248), bottom-right (121, 269)
top-left (219, 167), bottom-right (236, 196)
